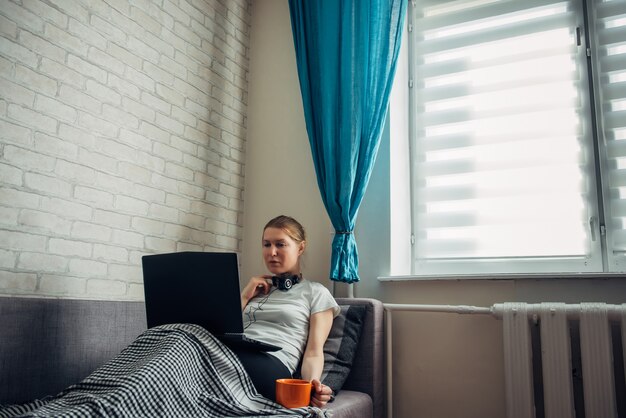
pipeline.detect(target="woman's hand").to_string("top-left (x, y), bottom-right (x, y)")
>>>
top-left (310, 379), bottom-right (332, 408)
top-left (240, 275), bottom-right (272, 309)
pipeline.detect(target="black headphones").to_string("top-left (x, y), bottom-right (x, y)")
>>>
top-left (271, 273), bottom-right (301, 291)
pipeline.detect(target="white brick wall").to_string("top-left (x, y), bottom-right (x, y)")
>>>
top-left (0, 0), bottom-right (251, 300)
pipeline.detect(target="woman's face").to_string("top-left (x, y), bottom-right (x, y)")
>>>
top-left (262, 227), bottom-right (304, 275)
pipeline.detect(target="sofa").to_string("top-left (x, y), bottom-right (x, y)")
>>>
top-left (0, 296), bottom-right (384, 418)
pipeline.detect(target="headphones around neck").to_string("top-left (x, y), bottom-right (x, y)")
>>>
top-left (271, 273), bottom-right (301, 291)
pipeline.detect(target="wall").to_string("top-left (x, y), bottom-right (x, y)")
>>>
top-left (243, 1), bottom-right (626, 418)
top-left (240, 0), bottom-right (332, 286)
top-left (0, 0), bottom-right (251, 300)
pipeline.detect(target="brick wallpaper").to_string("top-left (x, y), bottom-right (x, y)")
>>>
top-left (0, 0), bottom-right (251, 299)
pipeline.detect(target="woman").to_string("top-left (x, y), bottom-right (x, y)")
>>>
top-left (237, 215), bottom-right (339, 408)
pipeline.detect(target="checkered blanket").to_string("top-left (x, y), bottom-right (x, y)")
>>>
top-left (0, 324), bottom-right (327, 418)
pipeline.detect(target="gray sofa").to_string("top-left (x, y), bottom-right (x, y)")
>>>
top-left (0, 296), bottom-right (383, 418)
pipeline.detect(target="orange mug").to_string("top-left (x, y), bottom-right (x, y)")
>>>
top-left (275, 378), bottom-right (312, 408)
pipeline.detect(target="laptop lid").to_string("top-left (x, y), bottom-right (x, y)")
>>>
top-left (141, 251), bottom-right (244, 335)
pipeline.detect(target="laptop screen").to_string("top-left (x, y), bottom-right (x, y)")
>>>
top-left (141, 252), bottom-right (244, 335)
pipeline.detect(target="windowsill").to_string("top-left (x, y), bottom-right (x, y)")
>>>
top-left (378, 272), bottom-right (626, 281)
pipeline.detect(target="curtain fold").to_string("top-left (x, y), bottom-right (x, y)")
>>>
top-left (288, 0), bottom-right (407, 283)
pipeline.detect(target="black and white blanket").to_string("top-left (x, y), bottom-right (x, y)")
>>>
top-left (0, 324), bottom-right (328, 418)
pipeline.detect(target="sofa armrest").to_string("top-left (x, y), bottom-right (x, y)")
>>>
top-left (334, 298), bottom-right (384, 418)
top-left (326, 389), bottom-right (373, 418)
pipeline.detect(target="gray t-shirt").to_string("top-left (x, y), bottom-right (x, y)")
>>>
top-left (242, 278), bottom-right (340, 373)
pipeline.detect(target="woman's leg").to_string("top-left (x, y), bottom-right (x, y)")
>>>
top-left (232, 348), bottom-right (291, 401)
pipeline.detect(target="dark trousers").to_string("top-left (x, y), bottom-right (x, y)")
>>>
top-left (232, 348), bottom-right (292, 401)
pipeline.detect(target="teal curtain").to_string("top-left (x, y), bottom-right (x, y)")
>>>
top-left (288, 0), bottom-right (407, 283)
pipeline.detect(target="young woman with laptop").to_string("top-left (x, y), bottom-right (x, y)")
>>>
top-left (238, 215), bottom-right (340, 408)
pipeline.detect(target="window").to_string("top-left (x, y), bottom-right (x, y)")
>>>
top-left (393, 0), bottom-right (626, 275)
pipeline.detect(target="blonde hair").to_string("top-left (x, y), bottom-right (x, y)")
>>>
top-left (263, 215), bottom-right (306, 245)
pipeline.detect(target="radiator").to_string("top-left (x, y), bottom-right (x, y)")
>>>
top-left (492, 302), bottom-right (626, 418)
top-left (384, 302), bottom-right (626, 418)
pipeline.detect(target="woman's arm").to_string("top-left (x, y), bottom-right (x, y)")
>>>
top-left (300, 308), bottom-right (335, 407)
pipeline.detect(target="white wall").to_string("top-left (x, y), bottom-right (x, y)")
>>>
top-left (0, 0), bottom-right (251, 299)
top-left (243, 1), bottom-right (626, 417)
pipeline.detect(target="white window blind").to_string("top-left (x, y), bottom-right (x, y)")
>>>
top-left (410, 0), bottom-right (603, 274)
top-left (593, 0), bottom-right (626, 269)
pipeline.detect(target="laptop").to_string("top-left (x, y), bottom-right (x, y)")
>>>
top-left (141, 251), bottom-right (281, 352)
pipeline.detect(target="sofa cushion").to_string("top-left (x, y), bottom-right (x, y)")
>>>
top-left (0, 297), bottom-right (146, 404)
top-left (320, 304), bottom-right (367, 394)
